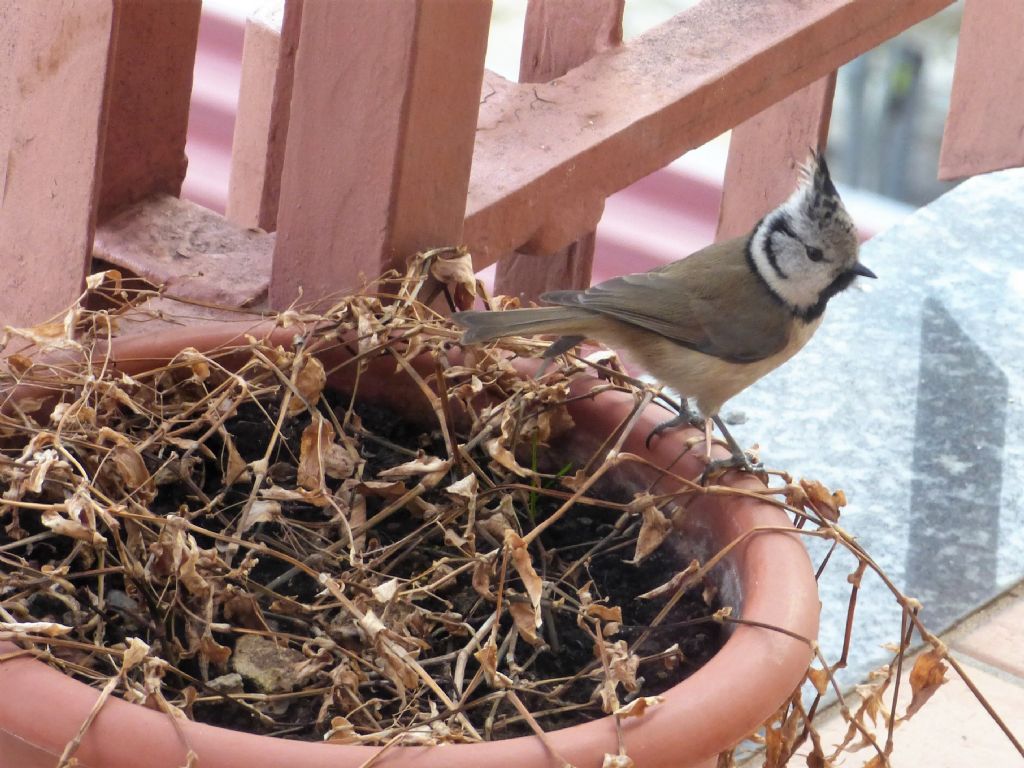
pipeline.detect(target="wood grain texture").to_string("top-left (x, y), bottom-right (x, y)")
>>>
top-left (0, 0), bottom-right (116, 326)
top-left (269, 0), bottom-right (490, 309)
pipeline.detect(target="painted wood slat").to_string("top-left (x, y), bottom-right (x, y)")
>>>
top-left (269, 0), bottom-right (490, 310)
top-left (227, 0), bottom-right (303, 231)
top-left (0, 1), bottom-right (116, 326)
top-left (493, 0), bottom-right (624, 303)
top-left (98, 0), bottom-right (201, 220)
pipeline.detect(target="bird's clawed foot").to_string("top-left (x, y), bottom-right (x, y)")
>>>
top-left (698, 451), bottom-right (765, 486)
top-left (644, 400), bottom-right (704, 449)
top-left (697, 413), bottom-right (764, 485)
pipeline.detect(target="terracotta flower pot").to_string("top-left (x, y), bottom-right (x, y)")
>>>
top-left (0, 322), bottom-right (819, 768)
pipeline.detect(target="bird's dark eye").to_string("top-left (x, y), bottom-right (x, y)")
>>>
top-left (806, 246), bottom-right (825, 262)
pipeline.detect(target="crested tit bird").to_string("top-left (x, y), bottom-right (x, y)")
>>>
top-left (454, 154), bottom-right (875, 473)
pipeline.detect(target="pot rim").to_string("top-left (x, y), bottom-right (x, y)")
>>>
top-left (0, 321), bottom-right (820, 768)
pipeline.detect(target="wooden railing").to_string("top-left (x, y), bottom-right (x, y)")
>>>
top-left (1, 0), bottom-right (1020, 326)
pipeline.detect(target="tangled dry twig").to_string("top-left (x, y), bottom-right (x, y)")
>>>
top-left (0, 256), bottom-right (1019, 767)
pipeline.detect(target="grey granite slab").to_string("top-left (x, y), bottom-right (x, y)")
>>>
top-left (716, 169), bottom-right (1024, 688)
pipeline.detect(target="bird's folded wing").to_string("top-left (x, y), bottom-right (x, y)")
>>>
top-left (542, 264), bottom-right (790, 364)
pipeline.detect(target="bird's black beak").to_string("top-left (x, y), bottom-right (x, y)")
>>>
top-left (851, 262), bottom-right (877, 279)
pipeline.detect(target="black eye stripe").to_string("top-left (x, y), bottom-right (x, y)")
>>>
top-left (762, 231), bottom-right (787, 279)
top-left (769, 217), bottom-right (799, 241)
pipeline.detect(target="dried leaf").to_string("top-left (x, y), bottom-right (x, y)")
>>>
top-left (355, 480), bottom-right (408, 498)
top-left (260, 484), bottom-right (330, 507)
top-left (372, 578), bottom-right (400, 604)
top-left (41, 506), bottom-right (106, 548)
top-left (627, 493), bottom-right (671, 564)
top-left (484, 437), bottom-right (531, 477)
top-left (582, 348), bottom-right (621, 369)
top-left (323, 443), bottom-right (354, 480)
top-left (509, 600), bottom-right (542, 646)
top-left (445, 474), bottom-right (478, 501)
top-left (505, 531), bottom-right (543, 628)
top-left (560, 469), bottom-right (590, 491)
top-left (177, 347), bottom-right (211, 381)
top-left (298, 416), bottom-right (336, 490)
top-left (712, 606), bottom-right (733, 622)
top-left (800, 478), bottom-right (846, 522)
top-left (428, 248), bottom-right (477, 310)
top-left (472, 559), bottom-right (494, 599)
top-left (638, 559), bottom-right (700, 600)
top-left (109, 443), bottom-right (154, 499)
top-left (584, 604), bottom-right (623, 623)
top-left (0, 620), bottom-right (72, 637)
top-left (199, 633), bottom-right (232, 669)
top-left (121, 637), bottom-right (151, 671)
top-left (288, 354), bottom-right (326, 415)
top-left (473, 641), bottom-right (511, 687)
top-left (325, 716), bottom-right (359, 744)
top-left (146, 516), bottom-right (210, 597)
top-left (239, 500), bottom-right (282, 533)
top-left (358, 609), bottom-right (387, 640)
top-left (7, 319), bottom-right (68, 347)
top-left (613, 695), bottom-right (663, 718)
top-left (605, 639), bottom-right (639, 694)
top-left (807, 665), bottom-right (830, 695)
top-left (903, 648), bottom-right (947, 720)
top-left (23, 448), bottom-right (66, 495)
top-left (378, 452), bottom-right (451, 488)
top-left (5, 353), bottom-right (34, 375)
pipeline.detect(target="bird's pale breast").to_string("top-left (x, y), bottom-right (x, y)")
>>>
top-left (591, 314), bottom-right (823, 416)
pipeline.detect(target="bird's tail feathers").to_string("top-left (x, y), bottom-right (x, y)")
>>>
top-left (454, 307), bottom-right (591, 344)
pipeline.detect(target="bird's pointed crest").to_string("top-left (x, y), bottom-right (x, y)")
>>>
top-left (794, 151), bottom-right (843, 225)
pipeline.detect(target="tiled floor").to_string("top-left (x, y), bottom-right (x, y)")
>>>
top-left (770, 581), bottom-right (1024, 766)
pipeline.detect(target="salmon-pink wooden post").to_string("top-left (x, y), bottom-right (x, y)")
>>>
top-left (493, 0), bottom-right (625, 303)
top-left (939, 0), bottom-right (1024, 180)
top-left (227, 1), bottom-right (303, 231)
top-left (269, 0), bottom-right (491, 310)
top-left (0, 1), bottom-right (116, 327)
top-left (98, 0), bottom-right (201, 220)
top-left (716, 74), bottom-right (836, 242)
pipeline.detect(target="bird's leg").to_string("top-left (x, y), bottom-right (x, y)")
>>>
top-left (644, 397), bottom-right (703, 449)
top-left (698, 414), bottom-right (764, 484)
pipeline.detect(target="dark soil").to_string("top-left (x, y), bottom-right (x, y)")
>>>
top-left (2, 389), bottom-right (724, 742)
